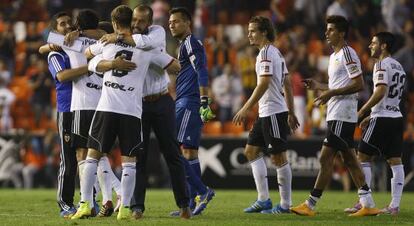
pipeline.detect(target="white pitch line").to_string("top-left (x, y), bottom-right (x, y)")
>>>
top-left (0, 213), bottom-right (43, 217)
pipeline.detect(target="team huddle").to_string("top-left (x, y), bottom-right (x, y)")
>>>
top-left (41, 3), bottom-right (405, 221)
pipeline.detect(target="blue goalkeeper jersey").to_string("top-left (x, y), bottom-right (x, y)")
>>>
top-left (47, 51), bottom-right (72, 112)
top-left (175, 34), bottom-right (209, 108)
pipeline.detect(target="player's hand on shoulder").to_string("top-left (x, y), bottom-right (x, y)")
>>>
top-left (49, 44), bottom-right (62, 52)
top-left (100, 33), bottom-right (117, 46)
top-left (112, 55), bottom-right (136, 71)
top-left (64, 30), bottom-right (80, 46)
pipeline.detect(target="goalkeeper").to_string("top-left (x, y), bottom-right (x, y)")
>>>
top-left (169, 7), bottom-right (216, 216)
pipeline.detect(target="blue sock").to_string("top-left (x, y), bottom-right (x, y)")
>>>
top-left (180, 156), bottom-right (207, 195)
top-left (189, 158), bottom-right (202, 178)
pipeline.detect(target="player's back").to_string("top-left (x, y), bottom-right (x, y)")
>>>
top-left (371, 57), bottom-right (406, 118)
top-left (64, 36), bottom-right (102, 111)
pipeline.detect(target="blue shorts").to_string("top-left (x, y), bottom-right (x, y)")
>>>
top-left (176, 106), bottom-right (203, 149)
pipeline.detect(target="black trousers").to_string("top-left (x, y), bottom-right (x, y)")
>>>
top-left (56, 112), bottom-right (77, 211)
top-left (131, 94), bottom-right (189, 210)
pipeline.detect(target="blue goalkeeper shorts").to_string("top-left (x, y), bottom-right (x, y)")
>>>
top-left (176, 106), bottom-right (203, 149)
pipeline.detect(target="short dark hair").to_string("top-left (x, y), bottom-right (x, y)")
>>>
top-left (76, 9), bottom-right (99, 30)
top-left (98, 21), bottom-right (114, 34)
top-left (169, 7), bottom-right (192, 22)
top-left (111, 5), bottom-right (133, 29)
top-left (249, 16), bottom-right (275, 42)
top-left (135, 4), bottom-right (153, 23)
top-left (326, 15), bottom-right (349, 38)
top-left (50, 11), bottom-right (70, 31)
top-left (375, 32), bottom-right (395, 53)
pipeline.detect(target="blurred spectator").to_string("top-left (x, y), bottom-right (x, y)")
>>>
top-left (205, 24), bottom-right (237, 77)
top-left (151, 0), bottom-right (170, 26)
top-left (0, 76), bottom-right (15, 133)
top-left (28, 59), bottom-right (53, 128)
top-left (193, 0), bottom-right (210, 41)
top-left (0, 60), bottom-right (11, 85)
top-left (290, 72), bottom-right (306, 137)
top-left (326, 0), bottom-right (352, 19)
top-left (212, 64), bottom-right (243, 124)
top-left (24, 22), bottom-right (43, 59)
top-left (0, 21), bottom-right (15, 76)
top-left (381, 0), bottom-right (411, 34)
top-left (15, 0), bottom-right (48, 22)
top-left (236, 45), bottom-right (257, 98)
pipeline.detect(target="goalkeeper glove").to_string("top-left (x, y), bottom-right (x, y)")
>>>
top-left (200, 96), bottom-right (215, 122)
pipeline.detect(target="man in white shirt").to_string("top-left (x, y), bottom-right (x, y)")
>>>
top-left (345, 32), bottom-right (406, 215)
top-left (290, 15), bottom-right (379, 217)
top-left (233, 16), bottom-right (299, 214)
top-left (71, 5), bottom-right (180, 220)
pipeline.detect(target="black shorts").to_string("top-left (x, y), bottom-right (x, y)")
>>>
top-left (358, 117), bottom-right (403, 159)
top-left (71, 110), bottom-right (95, 149)
top-left (87, 111), bottom-right (142, 157)
top-left (323, 120), bottom-right (356, 151)
top-left (247, 112), bottom-right (289, 154)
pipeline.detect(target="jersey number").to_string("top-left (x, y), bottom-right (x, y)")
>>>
top-left (113, 50), bottom-right (133, 77)
top-left (388, 72), bottom-right (406, 100)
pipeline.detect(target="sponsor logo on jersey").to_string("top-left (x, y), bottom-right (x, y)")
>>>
top-left (104, 81), bottom-right (134, 91)
top-left (86, 82), bottom-right (102, 90)
top-left (349, 65), bottom-right (359, 74)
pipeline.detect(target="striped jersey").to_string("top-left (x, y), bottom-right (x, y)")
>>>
top-left (255, 44), bottom-right (288, 117)
top-left (371, 57), bottom-right (405, 118)
top-left (327, 45), bottom-right (362, 123)
top-left (47, 51), bottom-right (72, 112)
top-left (64, 36), bottom-right (102, 111)
top-left (175, 34), bottom-right (209, 108)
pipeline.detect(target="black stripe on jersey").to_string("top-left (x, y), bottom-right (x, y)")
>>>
top-left (261, 45), bottom-right (270, 62)
top-left (375, 60), bottom-right (386, 72)
top-left (343, 46), bottom-right (356, 65)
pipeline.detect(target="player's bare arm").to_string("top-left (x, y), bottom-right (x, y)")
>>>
top-left (39, 43), bottom-right (62, 54)
top-left (94, 56), bottom-right (137, 73)
top-left (100, 33), bottom-right (136, 47)
top-left (315, 75), bottom-right (364, 106)
top-left (303, 79), bottom-right (328, 91)
top-left (56, 66), bottom-right (89, 82)
top-left (283, 73), bottom-right (300, 131)
top-left (233, 76), bottom-right (271, 125)
top-left (164, 59), bottom-right (181, 75)
top-left (64, 29), bottom-right (106, 46)
top-left (358, 84), bottom-right (387, 120)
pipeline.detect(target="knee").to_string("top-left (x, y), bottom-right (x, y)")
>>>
top-left (387, 157), bottom-right (402, 166)
top-left (244, 148), bottom-right (260, 161)
top-left (358, 152), bottom-right (372, 163)
top-left (270, 153), bottom-right (287, 167)
top-left (182, 149), bottom-right (198, 159)
top-left (319, 153), bottom-right (334, 169)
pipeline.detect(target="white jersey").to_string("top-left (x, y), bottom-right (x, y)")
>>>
top-left (64, 36), bottom-right (102, 111)
top-left (371, 57), bottom-right (405, 118)
top-left (255, 44), bottom-right (288, 117)
top-left (132, 25), bottom-right (170, 96)
top-left (327, 45), bottom-right (362, 123)
top-left (88, 41), bottom-right (173, 118)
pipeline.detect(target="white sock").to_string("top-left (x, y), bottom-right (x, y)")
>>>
top-left (277, 163), bottom-right (292, 209)
top-left (78, 160), bottom-right (86, 187)
top-left (98, 156), bottom-right (113, 204)
top-left (81, 157), bottom-right (98, 207)
top-left (251, 157), bottom-right (269, 201)
top-left (361, 162), bottom-right (372, 187)
top-left (390, 164), bottom-right (404, 208)
top-left (121, 162), bottom-right (136, 207)
top-left (110, 170), bottom-right (121, 196)
top-left (305, 195), bottom-right (319, 210)
top-left (358, 187), bottom-right (375, 208)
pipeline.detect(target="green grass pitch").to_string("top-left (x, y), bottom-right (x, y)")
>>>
top-left (0, 189), bottom-right (412, 226)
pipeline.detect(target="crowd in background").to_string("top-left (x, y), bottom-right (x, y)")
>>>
top-left (0, 0), bottom-right (413, 188)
